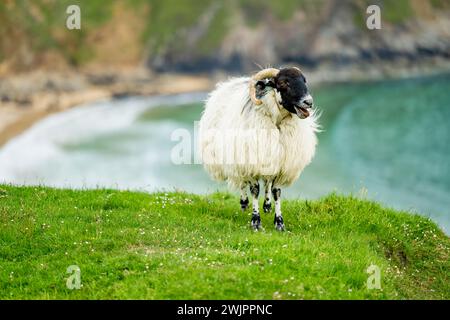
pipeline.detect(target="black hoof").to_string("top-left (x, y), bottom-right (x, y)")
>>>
top-left (263, 201), bottom-right (271, 213)
top-left (274, 216), bottom-right (285, 232)
top-left (251, 213), bottom-right (261, 231)
top-left (240, 198), bottom-right (249, 211)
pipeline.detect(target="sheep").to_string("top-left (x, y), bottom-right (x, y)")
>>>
top-left (198, 67), bottom-right (319, 231)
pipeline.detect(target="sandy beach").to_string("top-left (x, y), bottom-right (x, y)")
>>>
top-left (0, 70), bottom-right (214, 147)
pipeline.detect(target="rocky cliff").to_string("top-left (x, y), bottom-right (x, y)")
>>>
top-left (1, 0), bottom-right (450, 77)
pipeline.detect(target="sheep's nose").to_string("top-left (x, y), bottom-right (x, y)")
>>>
top-left (302, 96), bottom-right (314, 108)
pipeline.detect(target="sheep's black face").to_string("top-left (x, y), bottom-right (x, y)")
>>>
top-left (275, 68), bottom-right (313, 119)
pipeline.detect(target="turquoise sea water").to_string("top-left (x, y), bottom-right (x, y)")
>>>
top-left (0, 74), bottom-right (449, 232)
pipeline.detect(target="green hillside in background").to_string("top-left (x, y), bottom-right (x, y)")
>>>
top-left (1, 0), bottom-right (450, 74)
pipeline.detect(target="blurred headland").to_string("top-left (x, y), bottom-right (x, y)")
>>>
top-left (1, 0), bottom-right (450, 76)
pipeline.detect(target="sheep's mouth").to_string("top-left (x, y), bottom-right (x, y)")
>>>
top-left (294, 105), bottom-right (310, 119)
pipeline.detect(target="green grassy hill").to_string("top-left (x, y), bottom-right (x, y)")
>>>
top-left (0, 185), bottom-right (448, 299)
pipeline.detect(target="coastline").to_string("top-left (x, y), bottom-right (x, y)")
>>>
top-left (0, 70), bottom-right (215, 147)
top-left (1, 59), bottom-right (450, 147)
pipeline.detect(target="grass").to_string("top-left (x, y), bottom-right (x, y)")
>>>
top-left (0, 185), bottom-right (448, 299)
top-left (382, 0), bottom-right (414, 23)
top-left (430, 0), bottom-right (450, 9)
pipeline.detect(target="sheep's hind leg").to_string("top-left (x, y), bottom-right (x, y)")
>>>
top-left (263, 180), bottom-right (272, 213)
top-left (272, 187), bottom-right (285, 231)
top-left (250, 182), bottom-right (261, 230)
top-left (240, 184), bottom-right (249, 211)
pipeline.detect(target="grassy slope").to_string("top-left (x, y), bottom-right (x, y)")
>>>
top-left (0, 185), bottom-right (448, 299)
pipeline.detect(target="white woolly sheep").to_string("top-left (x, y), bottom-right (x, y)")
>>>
top-left (198, 67), bottom-right (319, 231)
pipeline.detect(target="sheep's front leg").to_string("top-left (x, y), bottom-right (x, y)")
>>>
top-left (250, 182), bottom-right (261, 230)
top-left (240, 183), bottom-right (249, 211)
top-left (263, 180), bottom-right (272, 213)
top-left (272, 187), bottom-right (285, 231)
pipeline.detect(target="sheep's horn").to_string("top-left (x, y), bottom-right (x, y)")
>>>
top-left (249, 68), bottom-right (279, 105)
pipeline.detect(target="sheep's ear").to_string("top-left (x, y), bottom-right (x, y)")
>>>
top-left (277, 79), bottom-right (288, 90)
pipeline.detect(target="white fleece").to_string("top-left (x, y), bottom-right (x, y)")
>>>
top-left (198, 77), bottom-right (318, 189)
